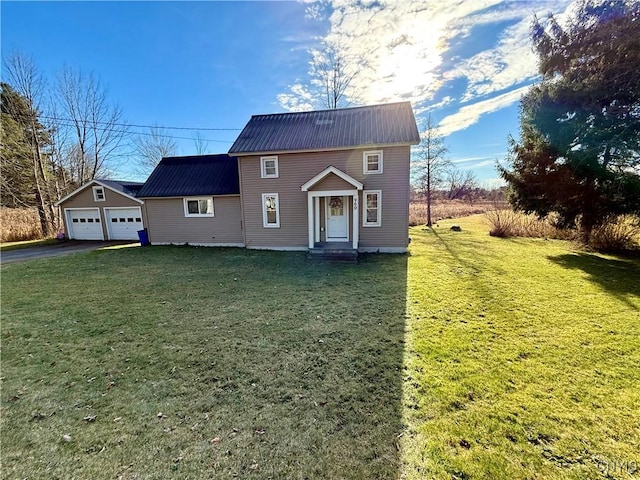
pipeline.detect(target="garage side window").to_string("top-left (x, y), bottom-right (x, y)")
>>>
top-left (93, 186), bottom-right (106, 201)
top-left (183, 197), bottom-right (214, 217)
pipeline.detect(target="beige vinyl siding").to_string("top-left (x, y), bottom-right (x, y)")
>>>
top-left (239, 146), bottom-right (410, 249)
top-left (59, 185), bottom-right (143, 239)
top-left (144, 196), bottom-right (243, 245)
top-left (311, 174), bottom-right (356, 191)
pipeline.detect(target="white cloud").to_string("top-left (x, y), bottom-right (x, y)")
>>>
top-left (481, 177), bottom-right (508, 188)
top-left (280, 0), bottom-right (574, 134)
top-left (438, 85), bottom-right (530, 136)
top-left (451, 155), bottom-right (500, 164)
top-left (277, 83), bottom-right (315, 112)
top-left (450, 1), bottom-right (575, 102)
top-left (280, 1), bottom-right (510, 110)
top-left (459, 159), bottom-right (497, 169)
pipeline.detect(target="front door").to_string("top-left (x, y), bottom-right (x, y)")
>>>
top-left (326, 196), bottom-right (348, 241)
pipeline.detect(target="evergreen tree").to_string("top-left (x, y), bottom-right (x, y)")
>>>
top-left (501, 0), bottom-right (640, 241)
top-left (0, 82), bottom-right (52, 213)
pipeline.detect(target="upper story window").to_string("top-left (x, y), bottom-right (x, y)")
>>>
top-left (261, 156), bottom-right (279, 178)
top-left (93, 186), bottom-right (106, 202)
top-left (363, 150), bottom-right (383, 174)
top-left (183, 197), bottom-right (214, 217)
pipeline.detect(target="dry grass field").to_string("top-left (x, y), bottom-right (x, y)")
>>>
top-left (0, 207), bottom-right (47, 243)
top-left (409, 200), bottom-right (499, 226)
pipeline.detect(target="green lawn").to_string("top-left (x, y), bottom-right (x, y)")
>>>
top-left (2, 215), bottom-right (639, 479)
top-left (0, 237), bottom-right (58, 251)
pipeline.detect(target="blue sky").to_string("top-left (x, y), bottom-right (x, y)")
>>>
top-left (1, 0), bottom-right (574, 184)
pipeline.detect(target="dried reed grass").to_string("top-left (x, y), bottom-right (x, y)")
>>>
top-left (409, 200), bottom-right (497, 226)
top-left (485, 207), bottom-right (639, 251)
top-left (0, 207), bottom-right (47, 242)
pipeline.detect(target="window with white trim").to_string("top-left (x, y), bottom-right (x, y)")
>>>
top-left (92, 186), bottom-right (106, 202)
top-left (363, 190), bottom-right (382, 227)
top-left (183, 197), bottom-right (214, 217)
top-left (262, 193), bottom-right (280, 228)
top-left (363, 150), bottom-right (383, 174)
top-left (261, 156), bottom-right (279, 178)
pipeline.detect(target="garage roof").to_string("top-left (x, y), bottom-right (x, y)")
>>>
top-left (54, 179), bottom-right (144, 206)
top-left (136, 154), bottom-right (239, 198)
top-left (228, 101), bottom-right (420, 155)
top-left (98, 179), bottom-right (145, 197)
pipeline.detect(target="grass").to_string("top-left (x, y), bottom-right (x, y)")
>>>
top-left (2, 215), bottom-right (639, 479)
top-left (1, 248), bottom-right (407, 479)
top-left (0, 237), bottom-right (59, 252)
top-left (402, 216), bottom-right (639, 479)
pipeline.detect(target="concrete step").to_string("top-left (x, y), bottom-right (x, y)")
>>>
top-left (308, 249), bottom-right (358, 263)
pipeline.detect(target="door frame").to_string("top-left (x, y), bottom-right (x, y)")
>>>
top-left (325, 195), bottom-right (349, 242)
top-left (304, 188), bottom-right (360, 250)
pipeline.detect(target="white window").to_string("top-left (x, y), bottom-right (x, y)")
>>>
top-left (92, 186), bottom-right (106, 202)
top-left (261, 156), bottom-right (279, 178)
top-left (262, 193), bottom-right (280, 228)
top-left (183, 197), bottom-right (214, 217)
top-left (363, 190), bottom-right (382, 227)
top-left (363, 150), bottom-right (383, 174)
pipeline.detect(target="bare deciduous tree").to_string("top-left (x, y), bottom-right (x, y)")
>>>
top-left (134, 126), bottom-right (177, 174)
top-left (193, 130), bottom-right (209, 155)
top-left (56, 66), bottom-right (128, 183)
top-left (279, 40), bottom-right (362, 111)
top-left (311, 40), bottom-right (359, 109)
top-left (413, 114), bottom-right (449, 226)
top-left (446, 168), bottom-right (479, 202)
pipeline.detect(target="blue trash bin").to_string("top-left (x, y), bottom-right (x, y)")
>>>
top-left (137, 229), bottom-right (149, 246)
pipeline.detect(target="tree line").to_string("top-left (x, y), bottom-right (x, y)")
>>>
top-left (0, 53), bottom-right (205, 237)
top-left (414, 0), bottom-right (639, 245)
top-left (6, 0), bottom-right (639, 245)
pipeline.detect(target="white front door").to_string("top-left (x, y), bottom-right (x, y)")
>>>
top-left (105, 207), bottom-right (143, 240)
top-left (326, 196), bottom-right (348, 241)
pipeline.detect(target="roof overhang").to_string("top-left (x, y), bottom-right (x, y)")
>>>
top-left (138, 193), bottom-right (241, 199)
top-left (230, 142), bottom-right (417, 158)
top-left (301, 166), bottom-right (364, 192)
top-left (54, 180), bottom-right (144, 206)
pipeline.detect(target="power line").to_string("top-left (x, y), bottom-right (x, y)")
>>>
top-left (51, 120), bottom-right (235, 143)
top-left (39, 115), bottom-right (242, 131)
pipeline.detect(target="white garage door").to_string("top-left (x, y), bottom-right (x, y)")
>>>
top-left (66, 209), bottom-right (104, 240)
top-left (105, 207), bottom-right (143, 240)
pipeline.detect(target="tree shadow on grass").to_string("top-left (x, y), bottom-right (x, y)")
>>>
top-left (547, 253), bottom-right (640, 310)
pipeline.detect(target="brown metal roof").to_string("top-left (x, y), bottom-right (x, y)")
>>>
top-left (136, 154), bottom-right (239, 198)
top-left (228, 101), bottom-right (420, 155)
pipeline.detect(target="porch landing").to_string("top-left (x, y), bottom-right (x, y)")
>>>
top-left (308, 242), bottom-right (358, 262)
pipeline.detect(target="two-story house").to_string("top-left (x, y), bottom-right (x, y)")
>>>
top-left (229, 101), bottom-right (420, 253)
top-left (57, 102), bottom-right (420, 253)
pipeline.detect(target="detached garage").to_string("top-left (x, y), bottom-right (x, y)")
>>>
top-left (55, 180), bottom-right (145, 241)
